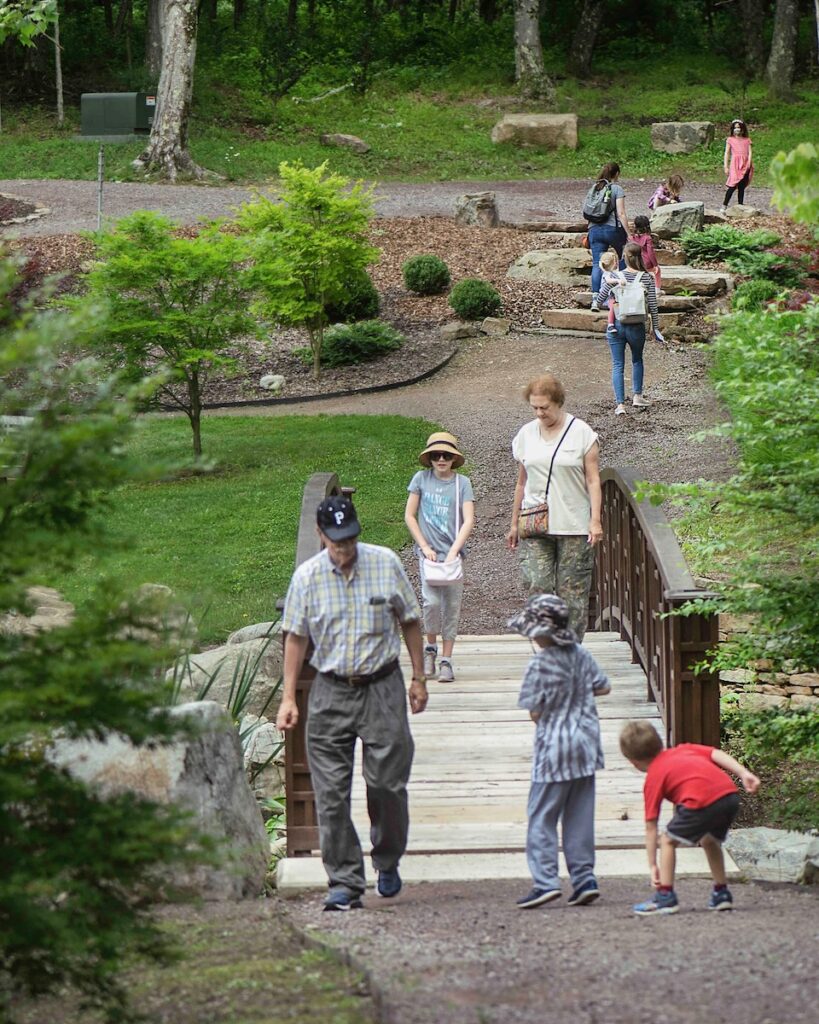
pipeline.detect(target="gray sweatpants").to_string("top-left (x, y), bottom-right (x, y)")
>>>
top-left (306, 667), bottom-right (414, 897)
top-left (418, 556), bottom-right (465, 641)
top-left (526, 775), bottom-right (596, 891)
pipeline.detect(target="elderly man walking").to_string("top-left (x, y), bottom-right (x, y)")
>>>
top-left (276, 495), bottom-right (428, 911)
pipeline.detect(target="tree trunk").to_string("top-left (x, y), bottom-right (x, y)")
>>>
top-left (233, 0), bottom-right (246, 28)
top-left (102, 0), bottom-right (114, 33)
top-left (739, 0), bottom-right (766, 78)
top-left (766, 0), bottom-right (799, 98)
top-left (187, 371), bottom-right (202, 457)
top-left (478, 0), bottom-right (497, 23)
top-left (287, 0), bottom-right (298, 34)
top-left (513, 0), bottom-right (554, 101)
top-left (567, 0), bottom-right (604, 78)
top-left (146, 0), bottom-right (165, 79)
top-left (54, 8), bottom-right (64, 127)
top-left (135, 0), bottom-right (204, 181)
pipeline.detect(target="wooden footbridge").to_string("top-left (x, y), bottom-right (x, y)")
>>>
top-left (277, 468), bottom-right (723, 890)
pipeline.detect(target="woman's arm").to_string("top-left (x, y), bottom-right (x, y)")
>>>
top-left (644, 273), bottom-right (660, 331)
top-left (447, 499), bottom-right (475, 561)
top-left (404, 492), bottom-right (437, 561)
top-left (506, 462), bottom-right (527, 551)
top-left (616, 195), bottom-right (631, 235)
top-left (584, 442), bottom-right (603, 546)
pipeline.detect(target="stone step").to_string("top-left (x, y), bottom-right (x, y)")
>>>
top-left (574, 291), bottom-right (704, 312)
top-left (541, 309), bottom-right (681, 333)
top-left (661, 265), bottom-right (733, 295)
top-left (656, 249), bottom-right (687, 266)
top-left (512, 220), bottom-right (587, 233)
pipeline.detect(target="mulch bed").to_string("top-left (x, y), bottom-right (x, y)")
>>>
top-left (0, 193), bottom-right (38, 223)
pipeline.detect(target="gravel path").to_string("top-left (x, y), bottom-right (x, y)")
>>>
top-left (1, 177), bottom-right (774, 237)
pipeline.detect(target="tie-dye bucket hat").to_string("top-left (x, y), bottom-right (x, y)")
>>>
top-left (507, 593), bottom-right (577, 646)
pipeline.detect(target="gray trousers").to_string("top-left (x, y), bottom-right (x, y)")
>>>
top-left (526, 776), bottom-right (596, 891)
top-left (419, 557), bottom-right (465, 640)
top-left (306, 667), bottom-right (414, 897)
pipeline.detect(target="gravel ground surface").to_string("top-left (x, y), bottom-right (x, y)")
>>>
top-left (283, 878), bottom-right (819, 1024)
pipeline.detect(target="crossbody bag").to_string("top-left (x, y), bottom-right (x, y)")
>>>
top-left (517, 417), bottom-right (575, 540)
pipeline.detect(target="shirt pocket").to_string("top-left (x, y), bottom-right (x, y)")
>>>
top-left (367, 603), bottom-right (392, 637)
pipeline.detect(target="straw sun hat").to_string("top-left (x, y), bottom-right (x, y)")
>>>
top-left (419, 431), bottom-right (465, 469)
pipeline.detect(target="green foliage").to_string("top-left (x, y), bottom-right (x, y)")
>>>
top-left (726, 249), bottom-right (805, 287)
top-left (239, 162), bottom-right (377, 377)
top-left (324, 268), bottom-right (380, 323)
top-left (0, 260), bottom-right (209, 1021)
top-left (680, 224), bottom-right (781, 264)
top-left (771, 142), bottom-right (819, 233)
top-left (296, 319), bottom-right (404, 368)
top-left (82, 212), bottom-right (256, 458)
top-left (0, 0), bottom-right (56, 46)
top-left (449, 278), bottom-right (501, 320)
top-left (731, 278), bottom-right (781, 312)
top-left (402, 254), bottom-right (451, 295)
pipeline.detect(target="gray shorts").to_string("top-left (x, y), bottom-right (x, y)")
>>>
top-left (665, 792), bottom-right (740, 846)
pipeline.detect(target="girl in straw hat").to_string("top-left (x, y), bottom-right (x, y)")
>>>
top-left (405, 432), bottom-right (475, 682)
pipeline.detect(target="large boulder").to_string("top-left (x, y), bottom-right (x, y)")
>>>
top-left (507, 248), bottom-right (591, 286)
top-left (725, 204), bottom-right (764, 219)
top-left (50, 701), bottom-right (270, 899)
top-left (0, 585), bottom-right (74, 636)
top-left (650, 200), bottom-right (705, 239)
top-left (454, 191), bottom-right (499, 228)
top-left (651, 121), bottom-right (715, 154)
top-left (491, 113), bottom-right (578, 150)
top-left (171, 636), bottom-right (283, 719)
top-left (227, 620), bottom-right (281, 645)
top-left (320, 132), bottom-right (370, 154)
top-left (726, 827), bottom-right (819, 884)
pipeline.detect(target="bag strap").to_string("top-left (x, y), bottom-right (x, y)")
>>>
top-left (543, 417), bottom-right (575, 500)
top-left (455, 474), bottom-right (461, 537)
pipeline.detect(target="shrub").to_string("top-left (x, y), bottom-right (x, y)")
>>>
top-left (726, 249), bottom-right (805, 287)
top-left (680, 224), bottom-right (781, 264)
top-left (402, 254), bottom-right (451, 295)
top-left (731, 278), bottom-right (781, 312)
top-left (324, 268), bottom-right (380, 323)
top-left (449, 278), bottom-right (502, 320)
top-left (296, 319), bottom-right (404, 367)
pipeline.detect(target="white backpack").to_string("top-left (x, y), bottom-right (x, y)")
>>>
top-left (614, 272), bottom-right (647, 324)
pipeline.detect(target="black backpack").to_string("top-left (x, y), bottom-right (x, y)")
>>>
top-left (582, 180), bottom-right (614, 224)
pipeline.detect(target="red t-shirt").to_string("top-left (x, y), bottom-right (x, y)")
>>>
top-left (643, 744), bottom-right (737, 821)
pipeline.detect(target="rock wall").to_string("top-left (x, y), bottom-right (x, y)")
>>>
top-left (718, 614), bottom-right (819, 709)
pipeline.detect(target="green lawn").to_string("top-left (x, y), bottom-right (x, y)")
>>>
top-left (1, 55), bottom-right (816, 183)
top-left (46, 414), bottom-right (437, 645)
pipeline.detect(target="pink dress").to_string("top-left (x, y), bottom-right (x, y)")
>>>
top-left (726, 136), bottom-right (753, 186)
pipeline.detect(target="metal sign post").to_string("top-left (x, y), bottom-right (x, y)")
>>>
top-left (96, 145), bottom-right (105, 232)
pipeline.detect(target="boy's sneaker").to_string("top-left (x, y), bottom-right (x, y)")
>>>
top-left (423, 645), bottom-right (437, 677)
top-left (324, 890), bottom-right (363, 912)
top-left (708, 887), bottom-right (733, 911)
top-left (567, 879), bottom-right (601, 906)
top-left (632, 890), bottom-right (679, 916)
top-left (438, 659), bottom-right (455, 682)
top-left (516, 887), bottom-right (561, 909)
top-left (377, 867), bottom-right (402, 899)
top-left (606, 324), bottom-right (617, 334)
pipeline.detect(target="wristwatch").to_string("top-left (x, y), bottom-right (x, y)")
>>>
top-left (411, 675), bottom-right (427, 685)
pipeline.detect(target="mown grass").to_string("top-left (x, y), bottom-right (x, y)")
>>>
top-left (1, 54), bottom-right (816, 184)
top-left (44, 414), bottom-right (437, 645)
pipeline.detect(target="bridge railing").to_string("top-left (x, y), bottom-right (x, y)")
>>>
top-left (594, 467), bottom-right (720, 748)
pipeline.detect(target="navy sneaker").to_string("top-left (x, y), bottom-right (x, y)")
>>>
top-left (708, 887), bottom-right (733, 911)
top-left (516, 887), bottom-right (561, 909)
top-left (567, 879), bottom-right (601, 906)
top-left (377, 867), bottom-right (402, 899)
top-left (323, 890), bottom-right (363, 912)
top-left (633, 890), bottom-right (679, 916)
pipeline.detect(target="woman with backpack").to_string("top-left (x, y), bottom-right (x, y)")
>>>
top-left (597, 242), bottom-right (663, 417)
top-left (583, 162), bottom-right (631, 312)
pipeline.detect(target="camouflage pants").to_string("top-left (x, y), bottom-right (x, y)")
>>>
top-left (518, 535), bottom-right (594, 641)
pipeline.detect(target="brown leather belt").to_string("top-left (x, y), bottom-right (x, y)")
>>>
top-left (324, 659), bottom-right (399, 687)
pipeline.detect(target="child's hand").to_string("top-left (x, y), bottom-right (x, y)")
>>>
top-left (654, 328), bottom-right (666, 345)
top-left (741, 770), bottom-right (761, 794)
top-left (529, 710), bottom-right (542, 723)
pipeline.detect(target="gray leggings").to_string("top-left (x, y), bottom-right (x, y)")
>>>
top-left (419, 557), bottom-right (465, 640)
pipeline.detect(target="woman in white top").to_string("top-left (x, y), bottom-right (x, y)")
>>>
top-left (506, 374), bottom-right (602, 640)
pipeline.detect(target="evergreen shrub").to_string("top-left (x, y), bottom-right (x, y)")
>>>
top-left (448, 278), bottom-right (501, 320)
top-left (324, 269), bottom-right (380, 322)
top-left (402, 254), bottom-right (451, 295)
top-left (296, 319), bottom-right (404, 367)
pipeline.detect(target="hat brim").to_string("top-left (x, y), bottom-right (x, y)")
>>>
top-left (321, 519), bottom-right (361, 542)
top-left (419, 445), bottom-right (465, 469)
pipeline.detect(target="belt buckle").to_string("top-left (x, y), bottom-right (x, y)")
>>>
top-left (347, 674), bottom-right (365, 687)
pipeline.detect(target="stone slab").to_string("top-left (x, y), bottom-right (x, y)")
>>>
top-left (574, 291), bottom-right (703, 312)
top-left (542, 309), bottom-right (680, 333)
top-left (491, 113), bottom-right (578, 150)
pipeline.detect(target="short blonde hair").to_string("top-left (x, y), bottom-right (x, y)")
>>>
top-left (523, 374), bottom-right (565, 406)
top-left (599, 251), bottom-right (618, 272)
top-left (619, 720), bottom-right (664, 762)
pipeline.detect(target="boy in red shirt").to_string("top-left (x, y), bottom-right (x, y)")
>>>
top-left (619, 720), bottom-right (760, 915)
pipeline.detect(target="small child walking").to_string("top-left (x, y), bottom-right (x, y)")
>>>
top-left (648, 174), bottom-right (684, 211)
top-left (630, 215), bottom-right (662, 294)
top-left (405, 431), bottom-right (475, 683)
top-left (598, 250), bottom-right (621, 334)
top-left (509, 594), bottom-right (611, 909)
top-left (619, 720), bottom-right (761, 915)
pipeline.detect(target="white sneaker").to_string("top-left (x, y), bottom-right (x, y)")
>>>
top-left (720, 205), bottom-right (728, 215)
top-left (438, 659), bottom-right (455, 683)
top-left (615, 404), bottom-right (626, 416)
top-left (423, 646), bottom-right (437, 677)
top-left (632, 395), bottom-right (652, 407)
top-left (590, 294), bottom-right (600, 312)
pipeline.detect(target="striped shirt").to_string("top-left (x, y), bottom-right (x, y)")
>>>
top-left (518, 645), bottom-right (610, 782)
top-left (598, 269), bottom-right (660, 331)
top-left (281, 542), bottom-right (421, 677)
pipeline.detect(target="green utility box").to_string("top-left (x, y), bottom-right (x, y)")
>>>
top-left (80, 92), bottom-right (156, 137)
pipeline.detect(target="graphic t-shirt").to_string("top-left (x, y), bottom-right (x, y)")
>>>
top-left (643, 744), bottom-right (738, 822)
top-left (407, 470), bottom-right (474, 558)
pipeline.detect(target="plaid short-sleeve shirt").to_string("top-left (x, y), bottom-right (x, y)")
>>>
top-left (281, 542), bottom-right (421, 677)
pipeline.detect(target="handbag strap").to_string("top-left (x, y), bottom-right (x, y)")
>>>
top-left (454, 474), bottom-right (460, 536)
top-left (542, 416), bottom-right (575, 500)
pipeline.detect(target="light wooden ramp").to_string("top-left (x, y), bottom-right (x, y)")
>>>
top-left (277, 633), bottom-right (735, 891)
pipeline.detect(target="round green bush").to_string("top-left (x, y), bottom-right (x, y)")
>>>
top-left (448, 278), bottom-right (502, 320)
top-left (732, 278), bottom-right (781, 312)
top-left (307, 320), bottom-right (405, 368)
top-left (402, 254), bottom-right (451, 295)
top-left (324, 269), bottom-right (380, 323)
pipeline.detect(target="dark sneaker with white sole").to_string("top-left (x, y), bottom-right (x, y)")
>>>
top-left (633, 890), bottom-right (679, 916)
top-left (567, 879), bottom-right (601, 906)
top-left (708, 887), bottom-right (733, 911)
top-left (516, 887), bottom-right (561, 909)
top-left (377, 867), bottom-right (402, 899)
top-left (323, 890), bottom-right (363, 912)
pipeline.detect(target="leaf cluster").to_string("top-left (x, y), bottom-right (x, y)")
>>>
top-left (679, 224), bottom-right (781, 264)
top-left (731, 278), bottom-right (781, 312)
top-left (725, 248), bottom-right (805, 287)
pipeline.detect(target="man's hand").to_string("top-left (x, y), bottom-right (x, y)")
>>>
top-left (276, 697), bottom-right (299, 732)
top-left (409, 678), bottom-right (428, 715)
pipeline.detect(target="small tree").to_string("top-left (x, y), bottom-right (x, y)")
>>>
top-left (239, 162), bottom-right (378, 378)
top-left (83, 212), bottom-right (256, 458)
top-left (0, 256), bottom-right (209, 1021)
top-left (0, 0), bottom-right (60, 131)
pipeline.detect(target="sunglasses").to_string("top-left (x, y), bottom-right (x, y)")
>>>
top-left (430, 451), bottom-right (455, 461)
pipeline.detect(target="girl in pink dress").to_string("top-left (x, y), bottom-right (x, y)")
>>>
top-left (630, 216), bottom-right (662, 294)
top-left (722, 119), bottom-right (753, 212)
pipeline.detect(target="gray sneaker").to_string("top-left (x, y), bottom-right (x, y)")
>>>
top-left (438, 659), bottom-right (454, 682)
top-left (423, 646), bottom-right (437, 677)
